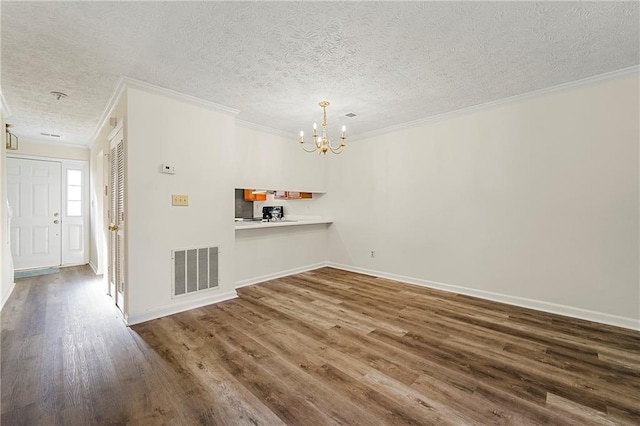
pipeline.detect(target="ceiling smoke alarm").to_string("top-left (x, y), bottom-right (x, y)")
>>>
top-left (345, 113), bottom-right (357, 118)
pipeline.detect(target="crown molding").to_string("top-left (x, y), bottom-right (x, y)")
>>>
top-left (120, 76), bottom-right (240, 116)
top-left (19, 138), bottom-right (90, 149)
top-left (235, 119), bottom-right (295, 139)
top-left (351, 64), bottom-right (640, 142)
top-left (90, 65), bottom-right (639, 147)
top-left (0, 89), bottom-right (13, 117)
top-left (90, 76), bottom-right (241, 148)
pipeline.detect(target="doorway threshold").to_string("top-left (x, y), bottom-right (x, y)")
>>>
top-left (14, 267), bottom-right (60, 280)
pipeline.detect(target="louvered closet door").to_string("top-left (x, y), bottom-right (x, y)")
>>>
top-left (108, 127), bottom-right (125, 312)
top-left (116, 138), bottom-right (125, 301)
top-left (109, 145), bottom-right (116, 297)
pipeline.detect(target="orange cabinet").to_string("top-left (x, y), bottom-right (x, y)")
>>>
top-left (274, 191), bottom-right (312, 200)
top-left (244, 189), bottom-right (267, 201)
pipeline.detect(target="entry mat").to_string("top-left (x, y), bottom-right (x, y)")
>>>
top-left (14, 267), bottom-right (60, 279)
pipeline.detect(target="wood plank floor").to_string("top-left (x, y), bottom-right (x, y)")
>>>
top-left (2, 266), bottom-right (639, 425)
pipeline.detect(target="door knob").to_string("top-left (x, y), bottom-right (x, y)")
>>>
top-left (108, 225), bottom-right (119, 231)
top-left (53, 220), bottom-right (59, 224)
top-left (54, 213), bottom-right (59, 217)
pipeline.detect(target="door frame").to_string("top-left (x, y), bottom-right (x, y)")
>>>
top-left (61, 160), bottom-right (90, 266)
top-left (7, 153), bottom-right (90, 268)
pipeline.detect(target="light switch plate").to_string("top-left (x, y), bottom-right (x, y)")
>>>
top-left (172, 194), bottom-right (189, 206)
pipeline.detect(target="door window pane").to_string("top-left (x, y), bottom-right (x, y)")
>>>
top-left (68, 186), bottom-right (81, 201)
top-left (66, 169), bottom-right (82, 217)
top-left (67, 170), bottom-right (82, 186)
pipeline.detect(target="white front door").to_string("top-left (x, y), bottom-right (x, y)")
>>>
top-left (7, 158), bottom-right (62, 269)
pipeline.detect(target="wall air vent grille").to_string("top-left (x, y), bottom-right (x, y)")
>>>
top-left (172, 246), bottom-right (219, 297)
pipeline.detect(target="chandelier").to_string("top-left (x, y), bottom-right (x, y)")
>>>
top-left (299, 101), bottom-right (346, 155)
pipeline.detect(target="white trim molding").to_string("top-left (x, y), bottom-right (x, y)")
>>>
top-left (235, 119), bottom-right (296, 139)
top-left (327, 262), bottom-right (640, 332)
top-left (0, 282), bottom-right (15, 311)
top-left (6, 153), bottom-right (65, 162)
top-left (93, 66), bottom-right (640, 145)
top-left (125, 290), bottom-right (238, 326)
top-left (235, 262), bottom-right (329, 289)
top-left (122, 76), bottom-right (240, 116)
top-left (16, 138), bottom-right (90, 150)
top-left (351, 65), bottom-right (640, 142)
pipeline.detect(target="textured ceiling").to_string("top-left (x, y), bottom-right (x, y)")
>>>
top-left (1, 1), bottom-right (639, 146)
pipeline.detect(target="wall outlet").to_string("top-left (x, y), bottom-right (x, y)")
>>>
top-left (370, 250), bottom-right (375, 258)
top-left (172, 194), bottom-right (189, 206)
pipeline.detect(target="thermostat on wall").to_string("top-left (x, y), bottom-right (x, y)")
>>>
top-left (161, 164), bottom-right (175, 174)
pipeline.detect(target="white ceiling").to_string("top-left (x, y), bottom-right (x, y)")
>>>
top-left (2, 2), bottom-right (638, 147)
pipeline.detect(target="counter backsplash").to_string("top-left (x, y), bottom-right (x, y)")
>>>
top-left (252, 192), bottom-right (327, 220)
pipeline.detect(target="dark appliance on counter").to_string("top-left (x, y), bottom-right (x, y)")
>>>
top-left (262, 205), bottom-right (284, 221)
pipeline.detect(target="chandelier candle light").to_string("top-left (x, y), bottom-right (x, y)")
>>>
top-left (299, 101), bottom-right (346, 155)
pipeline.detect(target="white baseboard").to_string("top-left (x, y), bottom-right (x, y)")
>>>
top-left (235, 262), bottom-right (329, 289)
top-left (0, 281), bottom-right (16, 311)
top-left (125, 290), bottom-right (238, 326)
top-left (89, 261), bottom-right (99, 275)
top-left (327, 262), bottom-right (640, 332)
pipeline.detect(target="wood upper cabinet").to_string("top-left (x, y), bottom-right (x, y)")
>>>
top-left (244, 189), bottom-right (267, 201)
top-left (274, 191), bottom-right (312, 200)
top-left (244, 189), bottom-right (313, 201)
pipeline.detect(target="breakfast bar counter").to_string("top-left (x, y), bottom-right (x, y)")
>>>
top-left (235, 219), bottom-right (333, 230)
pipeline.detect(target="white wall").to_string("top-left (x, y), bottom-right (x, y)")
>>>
top-left (234, 124), bottom-right (332, 286)
top-left (125, 87), bottom-right (237, 324)
top-left (327, 74), bottom-right (640, 329)
top-left (235, 224), bottom-right (329, 287)
top-left (11, 140), bottom-right (89, 161)
top-left (0, 109), bottom-right (16, 309)
top-left (235, 124), bottom-right (328, 193)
